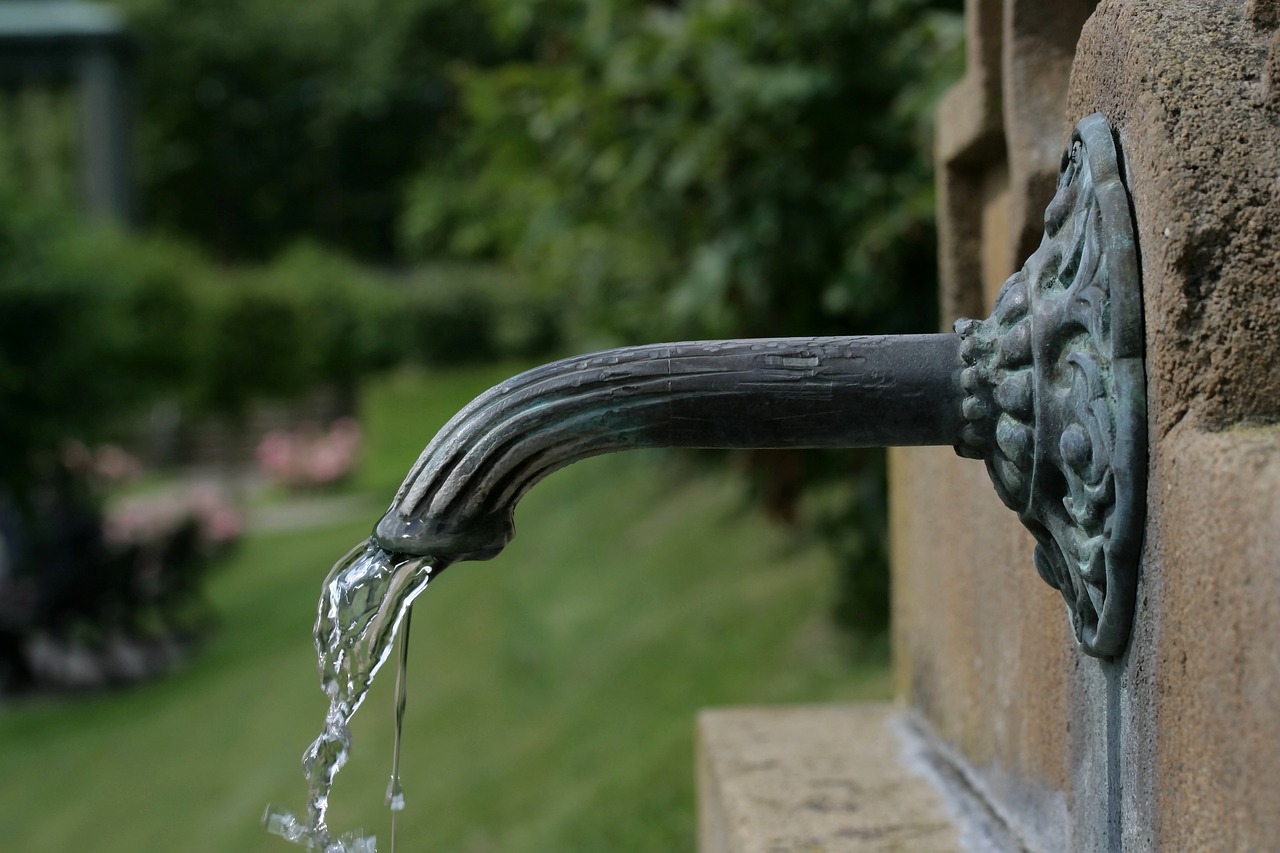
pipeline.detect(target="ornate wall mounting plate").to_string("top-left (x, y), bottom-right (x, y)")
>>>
top-left (954, 114), bottom-right (1146, 658)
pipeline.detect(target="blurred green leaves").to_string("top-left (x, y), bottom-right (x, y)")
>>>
top-left (115, 0), bottom-right (506, 259)
top-left (398, 0), bottom-right (963, 636)
top-left (0, 202), bottom-right (556, 494)
top-left (403, 0), bottom-right (963, 344)
top-left (1, 0), bottom-right (963, 636)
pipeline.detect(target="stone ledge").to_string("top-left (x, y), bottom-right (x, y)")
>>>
top-left (697, 703), bottom-right (965, 853)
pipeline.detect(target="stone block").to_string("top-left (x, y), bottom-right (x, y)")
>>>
top-left (1121, 424), bottom-right (1280, 849)
top-left (697, 704), bottom-right (963, 853)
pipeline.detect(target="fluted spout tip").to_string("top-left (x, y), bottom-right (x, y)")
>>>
top-left (373, 507), bottom-right (513, 562)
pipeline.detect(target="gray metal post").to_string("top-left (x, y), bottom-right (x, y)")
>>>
top-left (77, 42), bottom-right (132, 223)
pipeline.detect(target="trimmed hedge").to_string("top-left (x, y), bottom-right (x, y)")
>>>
top-left (0, 201), bottom-right (559, 494)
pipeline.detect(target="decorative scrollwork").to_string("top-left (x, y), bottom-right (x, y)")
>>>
top-left (955, 114), bottom-right (1146, 658)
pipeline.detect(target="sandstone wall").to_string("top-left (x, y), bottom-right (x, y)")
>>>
top-left (892, 2), bottom-right (1280, 849)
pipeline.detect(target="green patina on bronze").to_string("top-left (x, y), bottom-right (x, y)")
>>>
top-left (955, 114), bottom-right (1146, 657)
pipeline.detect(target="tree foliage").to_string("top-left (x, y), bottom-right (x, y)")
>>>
top-left (115, 0), bottom-right (506, 259)
top-left (0, 202), bottom-right (184, 492)
top-left (402, 0), bottom-right (963, 635)
top-left (2, 0), bottom-right (964, 638)
top-left (404, 0), bottom-right (962, 344)
top-left (0, 208), bottom-right (552, 501)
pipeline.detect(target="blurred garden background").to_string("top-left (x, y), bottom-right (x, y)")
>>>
top-left (0, 0), bottom-right (961, 849)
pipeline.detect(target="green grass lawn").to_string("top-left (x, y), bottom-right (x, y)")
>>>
top-left (0, 365), bottom-right (889, 852)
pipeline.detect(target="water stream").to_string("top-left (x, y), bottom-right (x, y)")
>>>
top-left (386, 608), bottom-right (412, 851)
top-left (266, 540), bottom-right (446, 852)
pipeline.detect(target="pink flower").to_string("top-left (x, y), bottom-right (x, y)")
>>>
top-left (105, 486), bottom-right (244, 554)
top-left (255, 419), bottom-right (363, 490)
top-left (94, 445), bottom-right (142, 484)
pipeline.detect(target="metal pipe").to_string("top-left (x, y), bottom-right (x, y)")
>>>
top-left (369, 113), bottom-right (1146, 658)
top-left (374, 334), bottom-right (964, 562)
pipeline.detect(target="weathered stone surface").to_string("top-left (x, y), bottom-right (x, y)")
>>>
top-left (697, 704), bottom-right (962, 853)
top-left (935, 0), bottom-right (1098, 331)
top-left (1122, 425), bottom-right (1280, 849)
top-left (895, 1), bottom-right (1280, 850)
top-left (936, 0), bottom-right (1004, 170)
top-left (935, 0), bottom-right (1007, 324)
top-left (1069, 0), bottom-right (1280, 437)
top-left (1069, 9), bottom-right (1280, 840)
top-left (1248, 0), bottom-right (1280, 30)
top-left (890, 445), bottom-right (1086, 851)
top-left (1002, 0), bottom-right (1099, 269)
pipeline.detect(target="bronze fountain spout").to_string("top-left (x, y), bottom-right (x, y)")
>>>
top-left (268, 113), bottom-right (1148, 852)
top-left (372, 113), bottom-right (1146, 659)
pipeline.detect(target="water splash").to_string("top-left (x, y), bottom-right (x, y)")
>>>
top-left (267, 540), bottom-right (445, 851)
